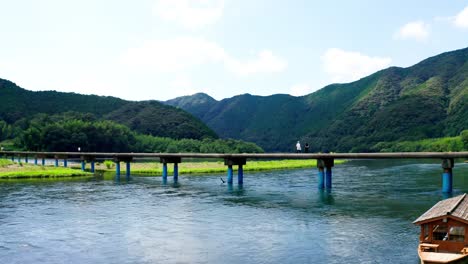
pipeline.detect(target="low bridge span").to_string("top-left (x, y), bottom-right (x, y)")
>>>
top-left (1, 151), bottom-right (468, 193)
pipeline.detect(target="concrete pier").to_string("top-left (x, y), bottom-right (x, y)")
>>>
top-left (126, 162), bottom-right (131, 179)
top-left (318, 159), bottom-right (334, 189)
top-left (115, 162), bottom-right (121, 179)
top-left (160, 157), bottom-right (181, 183)
top-left (224, 158), bottom-right (246, 185)
top-left (227, 165), bottom-right (233, 184)
top-left (442, 158), bottom-right (454, 193)
top-left (162, 163), bottom-right (168, 183)
top-left (173, 163), bottom-right (178, 182)
top-left (318, 167), bottom-right (325, 189)
top-left (238, 165), bottom-right (244, 185)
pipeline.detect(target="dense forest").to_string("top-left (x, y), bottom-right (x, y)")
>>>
top-left (166, 47), bottom-right (468, 152)
top-left (0, 113), bottom-right (263, 153)
top-left (0, 77), bottom-right (259, 153)
top-left (0, 78), bottom-right (216, 140)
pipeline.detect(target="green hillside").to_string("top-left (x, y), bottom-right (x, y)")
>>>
top-left (165, 93), bottom-right (217, 119)
top-left (165, 47), bottom-right (468, 152)
top-left (0, 79), bottom-right (217, 140)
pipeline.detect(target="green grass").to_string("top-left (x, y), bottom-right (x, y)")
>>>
top-left (0, 159), bottom-right (13, 167)
top-left (0, 160), bottom-right (92, 179)
top-left (119, 159), bottom-right (346, 176)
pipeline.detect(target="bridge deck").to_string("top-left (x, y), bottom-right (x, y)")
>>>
top-left (1, 151), bottom-right (468, 159)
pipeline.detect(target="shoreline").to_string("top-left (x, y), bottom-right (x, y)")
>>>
top-left (0, 160), bottom-right (92, 179)
top-left (0, 159), bottom-right (346, 179)
top-left (102, 159), bottom-right (347, 176)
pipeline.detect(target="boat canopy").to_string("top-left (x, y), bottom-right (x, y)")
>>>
top-left (414, 194), bottom-right (468, 225)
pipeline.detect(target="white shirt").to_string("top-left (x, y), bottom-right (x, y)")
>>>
top-left (296, 142), bottom-right (301, 151)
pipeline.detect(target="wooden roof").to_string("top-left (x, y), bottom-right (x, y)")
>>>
top-left (414, 194), bottom-right (468, 224)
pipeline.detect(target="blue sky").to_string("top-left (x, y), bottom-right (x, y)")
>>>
top-left (0, 0), bottom-right (467, 101)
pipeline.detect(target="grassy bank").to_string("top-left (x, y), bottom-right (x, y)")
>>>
top-left (0, 159), bottom-right (346, 179)
top-left (372, 134), bottom-right (467, 152)
top-left (102, 159), bottom-right (346, 176)
top-left (0, 159), bottom-right (92, 179)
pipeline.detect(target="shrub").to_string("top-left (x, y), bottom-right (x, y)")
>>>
top-left (103, 160), bottom-right (114, 169)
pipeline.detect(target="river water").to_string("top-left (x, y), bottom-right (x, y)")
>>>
top-left (0, 160), bottom-right (467, 264)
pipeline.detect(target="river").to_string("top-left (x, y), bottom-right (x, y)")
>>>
top-left (0, 160), bottom-right (467, 263)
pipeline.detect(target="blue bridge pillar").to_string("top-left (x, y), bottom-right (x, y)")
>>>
top-left (25, 156), bottom-right (28, 163)
top-left (114, 157), bottom-right (132, 181)
top-left (126, 162), bottom-right (131, 179)
top-left (115, 162), bottom-right (121, 178)
top-left (224, 158), bottom-right (247, 186)
top-left (82, 157), bottom-right (96, 173)
top-left (162, 163), bottom-right (168, 183)
top-left (160, 157), bottom-right (181, 184)
top-left (317, 159), bottom-right (334, 189)
top-left (227, 165), bottom-right (233, 185)
top-left (442, 158), bottom-right (454, 193)
top-left (34, 157), bottom-right (38, 165)
top-left (63, 159), bottom-right (68, 167)
top-left (11, 156), bottom-right (14, 162)
top-left (317, 167), bottom-right (325, 189)
top-left (173, 163), bottom-right (179, 183)
top-left (55, 159), bottom-right (59, 167)
top-left (41, 158), bottom-right (45, 166)
top-left (238, 165), bottom-right (244, 185)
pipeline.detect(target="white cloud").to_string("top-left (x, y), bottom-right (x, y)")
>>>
top-left (153, 0), bottom-right (224, 30)
top-left (120, 37), bottom-right (225, 72)
top-left (120, 37), bottom-right (287, 76)
top-left (322, 48), bottom-right (392, 83)
top-left (454, 6), bottom-right (468, 28)
top-left (394, 21), bottom-right (430, 41)
top-left (225, 50), bottom-right (287, 76)
top-left (289, 83), bottom-right (313, 96)
top-left (170, 75), bottom-right (198, 97)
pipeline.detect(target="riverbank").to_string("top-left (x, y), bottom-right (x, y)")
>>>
top-left (0, 159), bottom-right (92, 179)
top-left (99, 159), bottom-right (346, 175)
top-left (0, 159), bottom-right (346, 179)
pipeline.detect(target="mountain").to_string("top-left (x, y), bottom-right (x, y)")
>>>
top-left (165, 93), bottom-right (217, 119)
top-left (165, 47), bottom-right (468, 152)
top-left (0, 79), bottom-right (217, 140)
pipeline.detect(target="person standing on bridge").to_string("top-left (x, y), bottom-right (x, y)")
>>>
top-left (296, 141), bottom-right (302, 153)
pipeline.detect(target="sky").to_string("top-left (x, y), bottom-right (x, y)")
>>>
top-left (0, 0), bottom-right (467, 101)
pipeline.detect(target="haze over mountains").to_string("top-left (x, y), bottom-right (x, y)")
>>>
top-left (165, 47), bottom-right (468, 152)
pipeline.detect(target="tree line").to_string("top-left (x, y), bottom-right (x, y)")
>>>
top-left (0, 113), bottom-right (264, 153)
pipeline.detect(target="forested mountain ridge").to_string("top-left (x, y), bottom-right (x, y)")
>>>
top-left (165, 47), bottom-right (468, 152)
top-left (0, 79), bottom-right (217, 140)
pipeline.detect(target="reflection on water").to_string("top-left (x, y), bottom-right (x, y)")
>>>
top-left (0, 160), bottom-right (467, 264)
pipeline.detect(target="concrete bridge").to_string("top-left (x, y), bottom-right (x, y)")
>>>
top-left (1, 151), bottom-right (468, 193)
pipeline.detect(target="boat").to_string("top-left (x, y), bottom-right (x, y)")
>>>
top-left (414, 194), bottom-right (468, 264)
